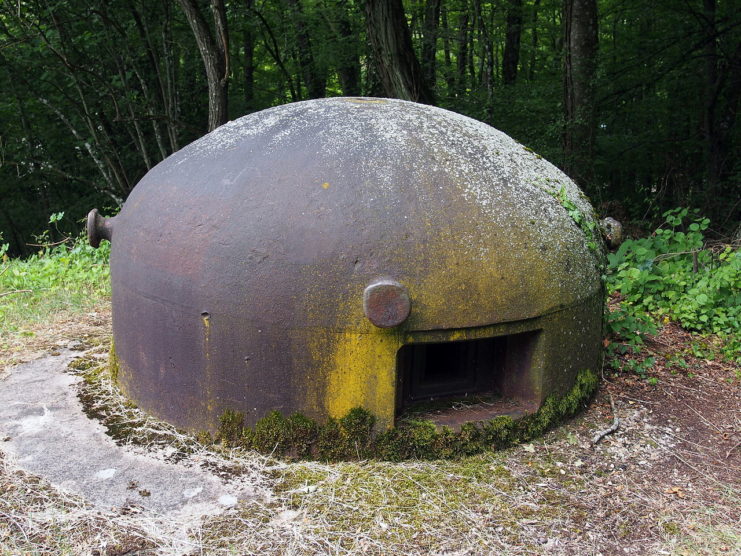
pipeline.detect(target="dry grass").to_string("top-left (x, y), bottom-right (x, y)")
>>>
top-left (1, 309), bottom-right (739, 555)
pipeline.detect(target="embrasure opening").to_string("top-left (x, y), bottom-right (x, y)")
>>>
top-left (395, 331), bottom-right (541, 427)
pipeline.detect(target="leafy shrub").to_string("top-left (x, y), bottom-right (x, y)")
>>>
top-left (605, 208), bottom-right (740, 364)
top-left (604, 304), bottom-right (658, 375)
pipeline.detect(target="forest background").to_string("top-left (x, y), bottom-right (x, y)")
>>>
top-left (0, 0), bottom-right (739, 255)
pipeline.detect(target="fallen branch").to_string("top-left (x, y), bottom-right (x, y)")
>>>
top-left (592, 392), bottom-right (620, 445)
top-left (26, 237), bottom-right (71, 248)
top-left (0, 289), bottom-right (33, 298)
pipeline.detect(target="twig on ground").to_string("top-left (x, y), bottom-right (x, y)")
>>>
top-left (684, 403), bottom-right (724, 434)
top-left (667, 449), bottom-right (728, 487)
top-left (725, 440), bottom-right (741, 460)
top-left (592, 393), bottom-right (620, 445)
top-left (0, 289), bottom-right (33, 298)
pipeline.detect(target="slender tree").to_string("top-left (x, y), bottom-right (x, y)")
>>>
top-left (563, 0), bottom-right (598, 186)
top-left (243, 0), bottom-right (256, 110)
top-left (440, 3), bottom-right (455, 92)
top-left (177, 0), bottom-right (230, 131)
top-left (503, 0), bottom-right (523, 84)
top-left (285, 0), bottom-right (325, 99)
top-left (421, 0), bottom-right (442, 90)
top-left (473, 0), bottom-right (494, 106)
top-left (326, 0), bottom-right (361, 96)
top-left (455, 4), bottom-right (470, 96)
top-left (528, 0), bottom-right (541, 80)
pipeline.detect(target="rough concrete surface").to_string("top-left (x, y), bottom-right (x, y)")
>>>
top-left (0, 352), bottom-right (253, 516)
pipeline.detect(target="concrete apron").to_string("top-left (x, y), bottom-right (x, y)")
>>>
top-left (0, 351), bottom-right (254, 516)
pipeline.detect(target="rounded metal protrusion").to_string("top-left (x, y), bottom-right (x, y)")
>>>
top-left (363, 280), bottom-right (411, 328)
top-left (87, 208), bottom-right (115, 248)
top-left (600, 216), bottom-right (623, 249)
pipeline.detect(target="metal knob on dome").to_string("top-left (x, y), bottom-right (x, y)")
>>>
top-left (86, 208), bottom-right (115, 248)
top-left (363, 280), bottom-right (411, 328)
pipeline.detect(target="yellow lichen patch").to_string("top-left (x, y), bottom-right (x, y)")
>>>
top-left (115, 360), bottom-right (135, 402)
top-left (109, 338), bottom-right (119, 383)
top-left (201, 312), bottom-right (215, 415)
top-left (325, 331), bottom-right (401, 430)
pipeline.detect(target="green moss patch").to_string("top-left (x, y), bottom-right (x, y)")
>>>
top-left (215, 369), bottom-right (598, 461)
top-left (108, 338), bottom-right (119, 382)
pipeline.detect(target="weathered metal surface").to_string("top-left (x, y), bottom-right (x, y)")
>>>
top-left (86, 209), bottom-right (115, 248)
top-left (363, 280), bottom-right (411, 328)
top-left (93, 98), bottom-right (605, 432)
top-left (600, 217), bottom-right (624, 248)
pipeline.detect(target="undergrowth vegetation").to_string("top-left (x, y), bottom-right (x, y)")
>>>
top-left (605, 208), bottom-right (740, 370)
top-left (0, 215), bottom-right (110, 337)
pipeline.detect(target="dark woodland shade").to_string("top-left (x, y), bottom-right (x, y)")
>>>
top-left (0, 0), bottom-right (739, 255)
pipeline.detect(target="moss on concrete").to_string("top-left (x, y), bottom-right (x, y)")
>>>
top-left (109, 338), bottom-right (119, 383)
top-left (214, 368), bottom-right (599, 461)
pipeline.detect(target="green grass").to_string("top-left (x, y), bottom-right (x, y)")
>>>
top-left (0, 237), bottom-right (110, 337)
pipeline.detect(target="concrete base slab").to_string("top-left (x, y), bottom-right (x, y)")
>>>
top-left (0, 352), bottom-right (254, 516)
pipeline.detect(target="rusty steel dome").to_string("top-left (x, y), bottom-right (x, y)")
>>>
top-left (90, 98), bottom-right (604, 433)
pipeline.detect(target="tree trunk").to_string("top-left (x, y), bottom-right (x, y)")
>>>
top-left (528, 0), bottom-right (540, 80)
top-left (162, 1), bottom-right (181, 150)
top-left (467, 18), bottom-right (476, 85)
top-left (326, 0), bottom-right (360, 96)
top-left (421, 0), bottom-right (441, 90)
top-left (702, 0), bottom-right (723, 192)
top-left (441, 3), bottom-right (455, 92)
top-left (455, 7), bottom-right (469, 96)
top-left (250, 6), bottom-right (299, 101)
top-left (177, 0), bottom-right (229, 131)
top-left (503, 0), bottom-right (523, 85)
top-left (365, 0), bottom-right (434, 103)
top-left (127, 3), bottom-right (176, 159)
top-left (473, 0), bottom-right (494, 119)
top-left (563, 0), bottom-right (598, 186)
top-left (286, 0), bottom-right (325, 99)
top-left (701, 0), bottom-right (740, 211)
top-left (243, 0), bottom-right (255, 109)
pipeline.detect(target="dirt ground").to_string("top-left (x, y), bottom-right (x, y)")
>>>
top-left (0, 307), bottom-right (738, 555)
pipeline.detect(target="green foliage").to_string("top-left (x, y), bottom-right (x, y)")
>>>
top-left (48, 212), bottom-right (64, 224)
top-left (214, 369), bottom-right (599, 462)
top-left (607, 209), bottom-right (740, 335)
top-left (1, 0), bottom-right (739, 256)
top-left (549, 185), bottom-right (602, 258)
top-left (605, 208), bottom-right (740, 366)
top-left (605, 305), bottom-right (657, 352)
top-left (604, 304), bottom-right (657, 375)
top-left (0, 231), bottom-right (110, 337)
